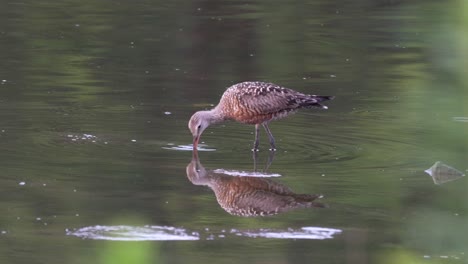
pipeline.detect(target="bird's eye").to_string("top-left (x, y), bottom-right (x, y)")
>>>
top-left (197, 125), bottom-right (201, 129)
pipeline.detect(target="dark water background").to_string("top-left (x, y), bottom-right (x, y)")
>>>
top-left (0, 0), bottom-right (467, 263)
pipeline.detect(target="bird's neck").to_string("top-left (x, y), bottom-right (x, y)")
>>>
top-left (204, 108), bottom-right (226, 124)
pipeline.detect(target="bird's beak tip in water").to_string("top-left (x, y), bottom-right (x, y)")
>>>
top-left (192, 135), bottom-right (199, 150)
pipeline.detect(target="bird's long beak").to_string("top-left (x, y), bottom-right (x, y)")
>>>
top-left (192, 146), bottom-right (199, 161)
top-left (192, 135), bottom-right (200, 150)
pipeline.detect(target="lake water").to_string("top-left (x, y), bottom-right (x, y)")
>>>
top-left (1, 1), bottom-right (467, 263)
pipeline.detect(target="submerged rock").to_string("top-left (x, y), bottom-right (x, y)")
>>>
top-left (424, 161), bottom-right (465, 185)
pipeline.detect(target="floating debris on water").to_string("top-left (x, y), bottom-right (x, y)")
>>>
top-left (19, 181), bottom-right (26, 186)
top-left (424, 161), bottom-right (465, 185)
top-left (164, 111), bottom-right (172, 115)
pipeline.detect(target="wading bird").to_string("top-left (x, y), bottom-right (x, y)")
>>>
top-left (188, 81), bottom-right (334, 151)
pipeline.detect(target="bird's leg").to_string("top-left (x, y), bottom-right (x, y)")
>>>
top-left (262, 123), bottom-right (276, 151)
top-left (252, 124), bottom-right (260, 152)
top-left (252, 151), bottom-right (259, 171)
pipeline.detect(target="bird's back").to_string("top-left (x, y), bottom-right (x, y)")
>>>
top-left (216, 81), bottom-right (333, 124)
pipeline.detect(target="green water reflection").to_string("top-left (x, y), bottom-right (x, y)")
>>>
top-left (0, 0), bottom-right (467, 264)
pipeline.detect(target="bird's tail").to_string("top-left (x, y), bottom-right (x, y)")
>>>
top-left (300, 95), bottom-right (335, 109)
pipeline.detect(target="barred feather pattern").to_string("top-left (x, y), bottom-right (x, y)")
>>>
top-left (186, 155), bottom-right (326, 217)
top-left (212, 177), bottom-right (324, 217)
top-left (216, 81), bottom-right (333, 124)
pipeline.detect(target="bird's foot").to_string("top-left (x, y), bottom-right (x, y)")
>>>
top-left (251, 148), bottom-right (260, 152)
top-left (268, 148), bottom-right (277, 151)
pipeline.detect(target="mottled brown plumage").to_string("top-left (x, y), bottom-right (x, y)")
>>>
top-left (188, 81), bottom-right (334, 151)
top-left (186, 150), bottom-right (326, 217)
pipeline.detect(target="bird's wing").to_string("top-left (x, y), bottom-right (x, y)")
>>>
top-left (233, 82), bottom-right (302, 114)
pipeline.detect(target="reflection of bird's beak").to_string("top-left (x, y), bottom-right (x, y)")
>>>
top-left (191, 147), bottom-right (199, 170)
top-left (192, 135), bottom-right (199, 150)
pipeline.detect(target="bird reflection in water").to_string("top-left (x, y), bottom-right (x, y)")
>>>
top-left (252, 150), bottom-right (276, 173)
top-left (186, 150), bottom-right (327, 217)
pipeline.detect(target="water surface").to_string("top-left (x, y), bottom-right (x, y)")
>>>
top-left (1, 1), bottom-right (467, 263)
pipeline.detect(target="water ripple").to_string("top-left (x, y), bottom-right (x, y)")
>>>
top-left (162, 144), bottom-right (216, 151)
top-left (240, 227), bottom-right (342, 240)
top-left (67, 225), bottom-right (199, 241)
top-left (67, 225), bottom-right (342, 241)
top-left (213, 169), bottom-right (281, 177)
top-left (453, 117), bottom-right (468, 122)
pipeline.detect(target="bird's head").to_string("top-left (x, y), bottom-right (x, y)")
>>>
top-left (185, 149), bottom-right (209, 186)
top-left (188, 111), bottom-right (212, 150)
